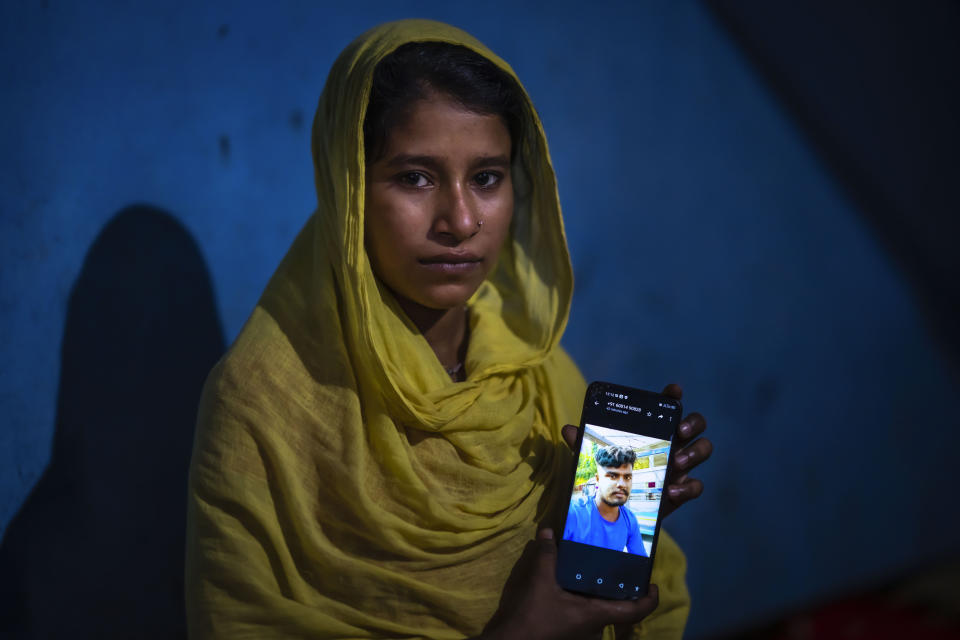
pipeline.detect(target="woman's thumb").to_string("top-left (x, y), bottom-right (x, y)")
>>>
top-left (535, 528), bottom-right (558, 574)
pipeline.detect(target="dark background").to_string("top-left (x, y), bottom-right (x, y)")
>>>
top-left (2, 1), bottom-right (957, 637)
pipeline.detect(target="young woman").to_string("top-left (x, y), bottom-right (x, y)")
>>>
top-left (186, 19), bottom-right (711, 640)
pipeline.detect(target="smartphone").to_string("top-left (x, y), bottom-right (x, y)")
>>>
top-left (556, 381), bottom-right (682, 599)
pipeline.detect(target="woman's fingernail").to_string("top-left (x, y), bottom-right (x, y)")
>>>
top-left (680, 422), bottom-right (692, 437)
top-left (676, 453), bottom-right (689, 466)
top-left (669, 486), bottom-right (682, 498)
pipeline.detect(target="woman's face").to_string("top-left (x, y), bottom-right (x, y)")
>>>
top-left (364, 91), bottom-right (514, 311)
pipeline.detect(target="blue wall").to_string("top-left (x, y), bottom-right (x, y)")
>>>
top-left (2, 1), bottom-right (957, 637)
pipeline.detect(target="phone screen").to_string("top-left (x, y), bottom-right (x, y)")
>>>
top-left (556, 381), bottom-right (682, 599)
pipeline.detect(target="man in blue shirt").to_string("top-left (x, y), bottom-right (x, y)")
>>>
top-left (563, 445), bottom-right (647, 556)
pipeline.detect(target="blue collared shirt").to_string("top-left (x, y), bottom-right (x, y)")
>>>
top-left (562, 494), bottom-right (648, 556)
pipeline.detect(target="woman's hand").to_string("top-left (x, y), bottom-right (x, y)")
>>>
top-left (561, 383), bottom-right (712, 520)
top-left (658, 383), bottom-right (711, 519)
top-left (481, 529), bottom-right (659, 640)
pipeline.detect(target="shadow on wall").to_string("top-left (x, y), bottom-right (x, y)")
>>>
top-left (0, 205), bottom-right (225, 639)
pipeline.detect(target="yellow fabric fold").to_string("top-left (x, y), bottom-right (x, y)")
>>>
top-left (186, 18), bottom-right (689, 639)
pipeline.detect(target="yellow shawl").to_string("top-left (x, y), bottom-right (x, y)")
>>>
top-left (186, 19), bottom-right (689, 639)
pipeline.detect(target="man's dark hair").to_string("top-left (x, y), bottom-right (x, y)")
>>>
top-left (363, 41), bottom-right (524, 163)
top-left (595, 446), bottom-right (636, 469)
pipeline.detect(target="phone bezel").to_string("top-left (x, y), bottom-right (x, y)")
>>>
top-left (555, 381), bottom-right (682, 600)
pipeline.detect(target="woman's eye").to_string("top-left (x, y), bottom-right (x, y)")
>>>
top-left (399, 172), bottom-right (430, 187)
top-left (474, 171), bottom-right (501, 187)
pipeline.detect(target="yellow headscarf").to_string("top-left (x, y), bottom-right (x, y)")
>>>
top-left (186, 19), bottom-right (689, 639)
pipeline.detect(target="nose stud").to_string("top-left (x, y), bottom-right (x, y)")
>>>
top-left (477, 219), bottom-right (484, 228)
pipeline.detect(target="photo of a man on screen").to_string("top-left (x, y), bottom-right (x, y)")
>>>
top-left (562, 445), bottom-right (648, 556)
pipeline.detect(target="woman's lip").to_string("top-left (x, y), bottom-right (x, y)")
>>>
top-left (418, 253), bottom-right (483, 273)
top-left (418, 261), bottom-right (482, 274)
top-left (420, 252), bottom-right (482, 264)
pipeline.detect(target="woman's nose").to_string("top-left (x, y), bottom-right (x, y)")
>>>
top-left (433, 183), bottom-right (479, 242)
